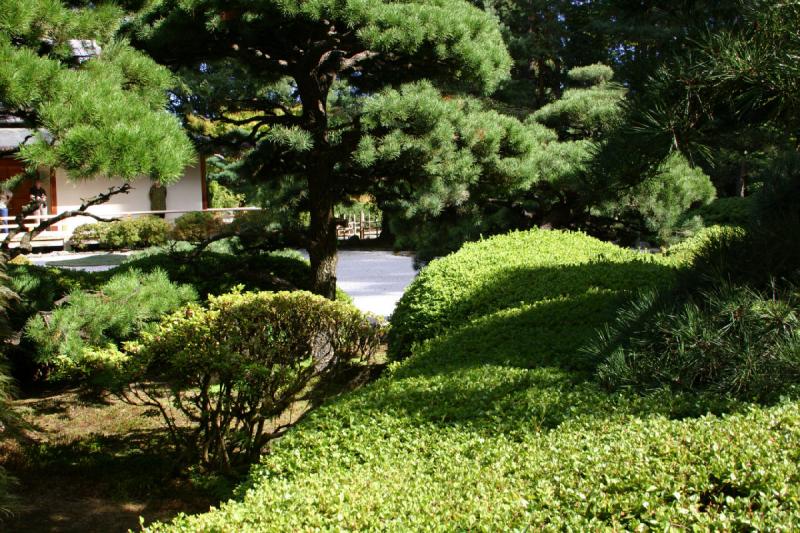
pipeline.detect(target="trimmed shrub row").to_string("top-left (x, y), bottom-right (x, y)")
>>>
top-left (70, 212), bottom-right (225, 250)
top-left (389, 228), bottom-right (677, 360)
top-left (144, 228), bottom-right (800, 531)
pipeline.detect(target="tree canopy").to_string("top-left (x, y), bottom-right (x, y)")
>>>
top-left (128, 0), bottom-right (520, 297)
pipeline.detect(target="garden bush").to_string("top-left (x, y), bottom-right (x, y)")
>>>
top-left (6, 264), bottom-right (96, 330)
top-left (24, 269), bottom-right (196, 381)
top-left (685, 196), bottom-right (752, 228)
top-left (170, 212), bottom-right (225, 242)
top-left (70, 216), bottom-right (171, 250)
top-left (389, 228), bottom-right (676, 360)
top-left (123, 290), bottom-right (383, 472)
top-left (208, 180), bottom-right (245, 208)
top-left (145, 228), bottom-right (800, 531)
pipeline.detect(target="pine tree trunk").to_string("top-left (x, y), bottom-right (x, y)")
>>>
top-left (308, 175), bottom-right (338, 299)
top-left (297, 70), bottom-right (338, 299)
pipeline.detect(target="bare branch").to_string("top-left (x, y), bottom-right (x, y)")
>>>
top-left (340, 50), bottom-right (379, 70)
top-left (2, 183), bottom-right (133, 254)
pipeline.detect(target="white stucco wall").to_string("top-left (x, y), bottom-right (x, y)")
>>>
top-left (54, 165), bottom-right (204, 234)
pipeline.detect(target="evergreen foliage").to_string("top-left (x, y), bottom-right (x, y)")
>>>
top-left (0, 0), bottom-right (194, 181)
top-left (24, 269), bottom-right (197, 380)
top-left (594, 283), bottom-right (800, 400)
top-left (0, 254), bottom-right (18, 516)
top-left (127, 0), bottom-right (514, 297)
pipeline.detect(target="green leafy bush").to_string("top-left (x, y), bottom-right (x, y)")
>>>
top-left (208, 180), bottom-right (245, 208)
top-left (170, 212), bottom-right (225, 242)
top-left (144, 228), bottom-right (800, 531)
top-left (685, 196), bottom-right (752, 228)
top-left (24, 269), bottom-right (196, 380)
top-left (126, 290), bottom-right (384, 472)
top-left (69, 222), bottom-right (111, 250)
top-left (70, 216), bottom-right (171, 250)
top-left (389, 228), bottom-right (675, 360)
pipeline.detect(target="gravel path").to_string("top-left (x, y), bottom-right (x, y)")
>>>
top-left (333, 250), bottom-right (417, 317)
top-left (30, 249), bottom-right (418, 317)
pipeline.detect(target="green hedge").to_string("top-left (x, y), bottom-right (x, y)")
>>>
top-left (389, 228), bottom-right (676, 360)
top-left (70, 216), bottom-right (171, 250)
top-left (144, 228), bottom-right (800, 531)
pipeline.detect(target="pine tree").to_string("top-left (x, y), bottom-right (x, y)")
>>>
top-left (128, 0), bottom-right (519, 298)
top-left (0, 0), bottom-right (194, 181)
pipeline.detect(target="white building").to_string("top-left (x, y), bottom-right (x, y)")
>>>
top-left (0, 120), bottom-right (208, 244)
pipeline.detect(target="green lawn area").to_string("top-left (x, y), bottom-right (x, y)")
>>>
top-left (145, 229), bottom-right (800, 531)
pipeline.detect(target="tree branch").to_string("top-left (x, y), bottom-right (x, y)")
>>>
top-left (340, 50), bottom-right (380, 71)
top-left (2, 183), bottom-right (133, 254)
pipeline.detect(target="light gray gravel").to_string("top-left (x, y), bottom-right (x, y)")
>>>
top-left (333, 250), bottom-right (417, 317)
top-left (30, 249), bottom-right (418, 317)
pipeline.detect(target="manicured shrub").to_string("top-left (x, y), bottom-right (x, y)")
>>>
top-left (7, 255), bottom-right (30, 265)
top-left (70, 216), bottom-right (171, 250)
top-left (69, 221), bottom-right (111, 250)
top-left (143, 228), bottom-right (800, 532)
top-left (125, 290), bottom-right (384, 472)
top-left (24, 269), bottom-right (196, 381)
top-left (170, 212), bottom-right (225, 242)
top-left (131, 216), bottom-right (172, 247)
top-left (389, 228), bottom-right (675, 360)
top-left (208, 180), bottom-right (245, 208)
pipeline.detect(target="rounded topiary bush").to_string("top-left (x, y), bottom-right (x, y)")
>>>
top-left (70, 217), bottom-right (171, 250)
top-left (170, 211), bottom-right (225, 242)
top-left (389, 228), bottom-right (676, 360)
top-left (128, 290), bottom-right (384, 471)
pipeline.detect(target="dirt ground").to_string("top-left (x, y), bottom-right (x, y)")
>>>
top-left (0, 388), bottom-right (226, 533)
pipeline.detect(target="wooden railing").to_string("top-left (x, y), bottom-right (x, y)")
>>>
top-left (336, 211), bottom-right (381, 240)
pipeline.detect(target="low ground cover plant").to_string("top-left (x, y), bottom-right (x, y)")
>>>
top-left (119, 290), bottom-right (383, 472)
top-left (141, 228), bottom-right (800, 531)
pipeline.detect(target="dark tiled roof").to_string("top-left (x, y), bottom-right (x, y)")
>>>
top-left (0, 128), bottom-right (37, 152)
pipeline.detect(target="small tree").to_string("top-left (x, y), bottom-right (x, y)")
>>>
top-left (130, 0), bottom-right (514, 298)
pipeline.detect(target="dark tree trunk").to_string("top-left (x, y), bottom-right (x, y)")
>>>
top-left (308, 175), bottom-right (338, 299)
top-left (297, 68), bottom-right (338, 299)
